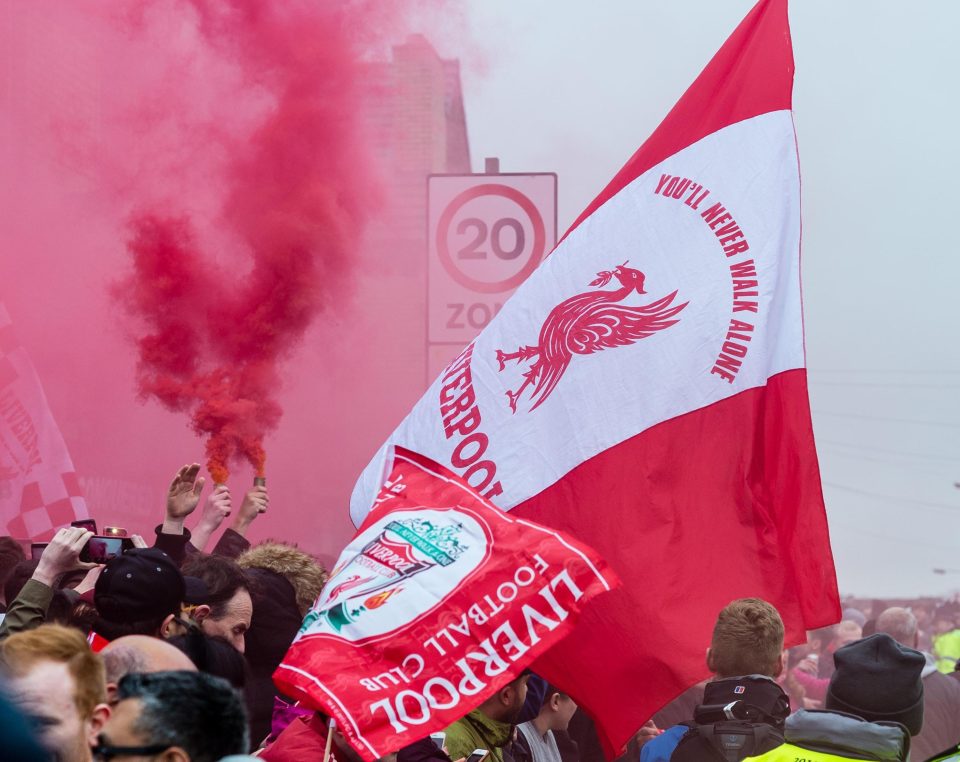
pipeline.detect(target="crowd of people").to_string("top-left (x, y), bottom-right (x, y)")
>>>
top-left (0, 464), bottom-right (959, 761)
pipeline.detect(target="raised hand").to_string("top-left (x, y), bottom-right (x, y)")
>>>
top-left (165, 464), bottom-right (206, 534)
top-left (232, 485), bottom-right (268, 537)
top-left (201, 485), bottom-right (233, 524)
top-left (190, 485), bottom-right (233, 552)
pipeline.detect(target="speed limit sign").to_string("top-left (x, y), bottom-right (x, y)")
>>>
top-left (427, 172), bottom-right (557, 365)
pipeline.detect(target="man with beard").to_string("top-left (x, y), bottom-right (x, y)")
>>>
top-left (444, 673), bottom-right (531, 762)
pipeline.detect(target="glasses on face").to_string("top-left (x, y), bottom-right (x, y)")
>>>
top-left (92, 733), bottom-right (171, 760)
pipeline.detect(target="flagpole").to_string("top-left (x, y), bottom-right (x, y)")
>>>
top-left (323, 718), bottom-right (336, 762)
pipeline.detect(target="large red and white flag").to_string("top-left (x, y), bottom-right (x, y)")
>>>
top-left (0, 303), bottom-right (88, 539)
top-left (277, 447), bottom-right (616, 761)
top-left (352, 0), bottom-right (839, 752)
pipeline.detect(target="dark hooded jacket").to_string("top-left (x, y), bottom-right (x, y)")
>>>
top-left (243, 567), bottom-right (302, 745)
top-left (236, 541), bottom-right (328, 745)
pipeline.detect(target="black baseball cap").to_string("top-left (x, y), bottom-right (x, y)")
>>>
top-left (95, 548), bottom-right (206, 624)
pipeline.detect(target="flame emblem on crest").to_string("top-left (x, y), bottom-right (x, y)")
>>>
top-left (364, 588), bottom-right (402, 609)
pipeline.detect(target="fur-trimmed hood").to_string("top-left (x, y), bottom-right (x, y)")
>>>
top-left (237, 541), bottom-right (328, 617)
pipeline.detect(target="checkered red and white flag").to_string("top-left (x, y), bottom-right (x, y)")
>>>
top-left (0, 304), bottom-right (88, 539)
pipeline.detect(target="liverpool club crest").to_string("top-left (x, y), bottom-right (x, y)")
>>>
top-left (301, 514), bottom-right (472, 637)
top-left (496, 263), bottom-right (687, 412)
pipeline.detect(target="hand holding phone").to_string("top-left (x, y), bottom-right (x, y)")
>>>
top-left (466, 749), bottom-right (489, 762)
top-left (33, 527), bottom-right (96, 586)
top-left (80, 536), bottom-right (134, 564)
top-left (429, 733), bottom-right (446, 752)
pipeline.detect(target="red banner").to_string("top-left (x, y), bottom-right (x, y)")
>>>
top-left (274, 447), bottom-right (618, 761)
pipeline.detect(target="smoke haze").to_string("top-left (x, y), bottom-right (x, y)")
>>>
top-left (116, 2), bottom-right (382, 483)
top-left (6, 1), bottom-right (957, 597)
top-left (0, 0), bottom-right (460, 560)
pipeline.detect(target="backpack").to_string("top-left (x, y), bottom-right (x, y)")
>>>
top-left (669, 676), bottom-right (790, 762)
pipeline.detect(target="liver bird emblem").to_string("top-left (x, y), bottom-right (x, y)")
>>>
top-left (495, 263), bottom-right (688, 413)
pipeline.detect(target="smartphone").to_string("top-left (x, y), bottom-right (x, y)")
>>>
top-left (466, 749), bottom-right (488, 762)
top-left (80, 536), bottom-right (133, 564)
top-left (30, 542), bottom-right (49, 560)
top-left (429, 733), bottom-right (446, 751)
top-left (71, 518), bottom-right (98, 534)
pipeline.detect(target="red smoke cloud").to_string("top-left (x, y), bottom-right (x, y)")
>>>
top-left (1, 0), bottom-right (469, 559)
top-left (116, 2), bottom-right (378, 483)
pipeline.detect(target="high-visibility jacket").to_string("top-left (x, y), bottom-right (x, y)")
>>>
top-left (927, 745), bottom-right (960, 762)
top-left (933, 630), bottom-right (960, 674)
top-left (745, 742), bottom-right (884, 761)
top-left (742, 709), bottom-right (908, 762)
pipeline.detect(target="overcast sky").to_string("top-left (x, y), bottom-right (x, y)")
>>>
top-left (443, 0), bottom-right (960, 598)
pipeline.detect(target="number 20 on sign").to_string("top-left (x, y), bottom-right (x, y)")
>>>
top-left (427, 173), bottom-right (557, 371)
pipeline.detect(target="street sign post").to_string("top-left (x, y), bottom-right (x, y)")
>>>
top-left (427, 170), bottom-right (557, 380)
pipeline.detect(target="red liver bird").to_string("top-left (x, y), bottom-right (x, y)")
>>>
top-left (495, 263), bottom-right (688, 413)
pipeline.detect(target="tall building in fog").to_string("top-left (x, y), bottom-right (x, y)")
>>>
top-left (349, 34), bottom-right (472, 402)
top-left (360, 33), bottom-right (471, 269)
